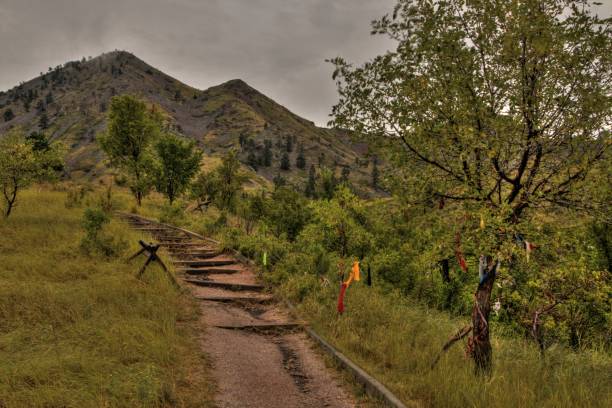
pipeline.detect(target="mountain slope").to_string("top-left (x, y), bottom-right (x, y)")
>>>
top-left (0, 51), bottom-right (377, 195)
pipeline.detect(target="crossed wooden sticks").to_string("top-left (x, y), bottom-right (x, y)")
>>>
top-left (129, 240), bottom-right (179, 289)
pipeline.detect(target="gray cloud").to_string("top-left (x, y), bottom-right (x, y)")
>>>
top-left (1, 0), bottom-right (609, 126)
top-left (0, 0), bottom-right (396, 125)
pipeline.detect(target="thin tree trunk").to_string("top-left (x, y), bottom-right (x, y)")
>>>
top-left (3, 183), bottom-right (17, 218)
top-left (471, 255), bottom-right (498, 374)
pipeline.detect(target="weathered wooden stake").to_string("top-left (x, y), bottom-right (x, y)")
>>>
top-left (129, 240), bottom-right (179, 289)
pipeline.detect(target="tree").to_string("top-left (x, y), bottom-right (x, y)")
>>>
top-left (39, 112), bottom-right (49, 130)
top-left (372, 157), bottom-right (380, 189)
top-left (27, 131), bottom-right (50, 152)
top-left (266, 187), bottom-right (311, 241)
top-left (153, 133), bottom-right (202, 204)
top-left (331, 0), bottom-right (610, 373)
top-left (0, 129), bottom-right (63, 217)
top-left (341, 166), bottom-right (350, 183)
top-left (215, 150), bottom-right (247, 211)
top-left (3, 109), bottom-right (14, 122)
top-left (280, 152), bottom-right (291, 171)
top-left (285, 135), bottom-right (293, 152)
top-left (45, 92), bottom-right (53, 104)
top-left (305, 164), bottom-right (317, 198)
top-left (263, 139), bottom-right (273, 167)
top-left (296, 145), bottom-right (306, 169)
top-left (98, 95), bottom-right (161, 206)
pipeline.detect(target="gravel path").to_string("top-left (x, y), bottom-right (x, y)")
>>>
top-left (123, 214), bottom-right (358, 408)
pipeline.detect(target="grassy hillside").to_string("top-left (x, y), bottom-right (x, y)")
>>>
top-left (0, 51), bottom-right (378, 196)
top-left (0, 188), bottom-right (213, 407)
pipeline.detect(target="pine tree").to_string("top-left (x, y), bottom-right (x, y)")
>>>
top-left (305, 164), bottom-right (317, 198)
top-left (39, 113), bottom-right (49, 130)
top-left (341, 166), bottom-right (350, 182)
top-left (280, 152), bottom-right (291, 171)
top-left (285, 135), bottom-right (293, 152)
top-left (263, 139), bottom-right (273, 167)
top-left (3, 109), bottom-right (14, 122)
top-left (247, 151), bottom-right (258, 170)
top-left (372, 157), bottom-right (379, 188)
top-left (296, 145), bottom-right (306, 169)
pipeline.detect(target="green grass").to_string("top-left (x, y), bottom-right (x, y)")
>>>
top-left (0, 188), bottom-right (214, 407)
top-left (281, 276), bottom-right (612, 408)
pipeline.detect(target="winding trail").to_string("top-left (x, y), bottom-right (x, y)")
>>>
top-left (121, 213), bottom-right (357, 408)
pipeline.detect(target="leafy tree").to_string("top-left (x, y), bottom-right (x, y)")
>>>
top-left (215, 150), bottom-right (247, 211)
top-left (266, 187), bottom-right (312, 241)
top-left (331, 0), bottom-right (611, 373)
top-left (0, 129), bottom-right (63, 217)
top-left (98, 95), bottom-right (161, 206)
top-left (319, 167), bottom-right (337, 200)
top-left (3, 109), bottom-right (14, 122)
top-left (191, 171), bottom-right (219, 212)
top-left (296, 145), bottom-right (306, 169)
top-left (153, 133), bottom-right (202, 204)
top-left (280, 152), bottom-right (291, 171)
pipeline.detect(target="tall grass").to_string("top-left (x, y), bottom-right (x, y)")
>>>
top-left (281, 275), bottom-right (612, 408)
top-left (0, 189), bottom-right (213, 407)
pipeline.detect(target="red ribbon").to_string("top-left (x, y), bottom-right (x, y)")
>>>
top-left (455, 232), bottom-right (468, 272)
top-left (337, 283), bottom-right (348, 314)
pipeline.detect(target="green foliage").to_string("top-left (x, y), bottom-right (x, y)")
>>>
top-left (80, 207), bottom-right (124, 257)
top-left (280, 152), bottom-right (290, 171)
top-left (153, 133), bottom-right (202, 203)
top-left (0, 128), bottom-right (63, 217)
top-left (159, 201), bottom-right (187, 225)
top-left (192, 150), bottom-right (249, 213)
top-left (3, 109), bottom-right (15, 123)
top-left (331, 0), bottom-right (611, 245)
top-left (296, 145), bottom-right (306, 169)
top-left (265, 187), bottom-right (311, 241)
top-left (305, 164), bottom-right (317, 198)
top-left (98, 95), bottom-right (162, 206)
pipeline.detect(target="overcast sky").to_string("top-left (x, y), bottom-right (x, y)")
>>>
top-left (1, 1), bottom-right (610, 126)
top-left (0, 0), bottom-right (397, 126)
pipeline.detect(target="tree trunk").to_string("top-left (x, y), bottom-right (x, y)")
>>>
top-left (3, 184), bottom-right (17, 218)
top-left (471, 255), bottom-right (498, 375)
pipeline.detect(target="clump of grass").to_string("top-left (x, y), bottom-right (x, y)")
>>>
top-left (0, 188), bottom-right (214, 407)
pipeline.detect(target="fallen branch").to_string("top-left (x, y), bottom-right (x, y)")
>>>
top-left (431, 325), bottom-right (472, 369)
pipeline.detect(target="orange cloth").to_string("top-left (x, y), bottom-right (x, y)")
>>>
top-left (352, 261), bottom-right (360, 282)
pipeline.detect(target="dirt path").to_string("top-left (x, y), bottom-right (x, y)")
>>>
top-left (123, 215), bottom-right (358, 408)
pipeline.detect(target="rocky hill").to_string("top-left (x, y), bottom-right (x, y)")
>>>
top-left (0, 51), bottom-right (378, 195)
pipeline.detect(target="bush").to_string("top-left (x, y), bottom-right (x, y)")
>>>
top-left (80, 208), bottom-right (125, 257)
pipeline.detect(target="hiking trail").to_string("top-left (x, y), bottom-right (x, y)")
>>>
top-left (122, 213), bottom-right (358, 408)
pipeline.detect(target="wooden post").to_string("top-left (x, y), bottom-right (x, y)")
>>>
top-left (129, 240), bottom-right (179, 289)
